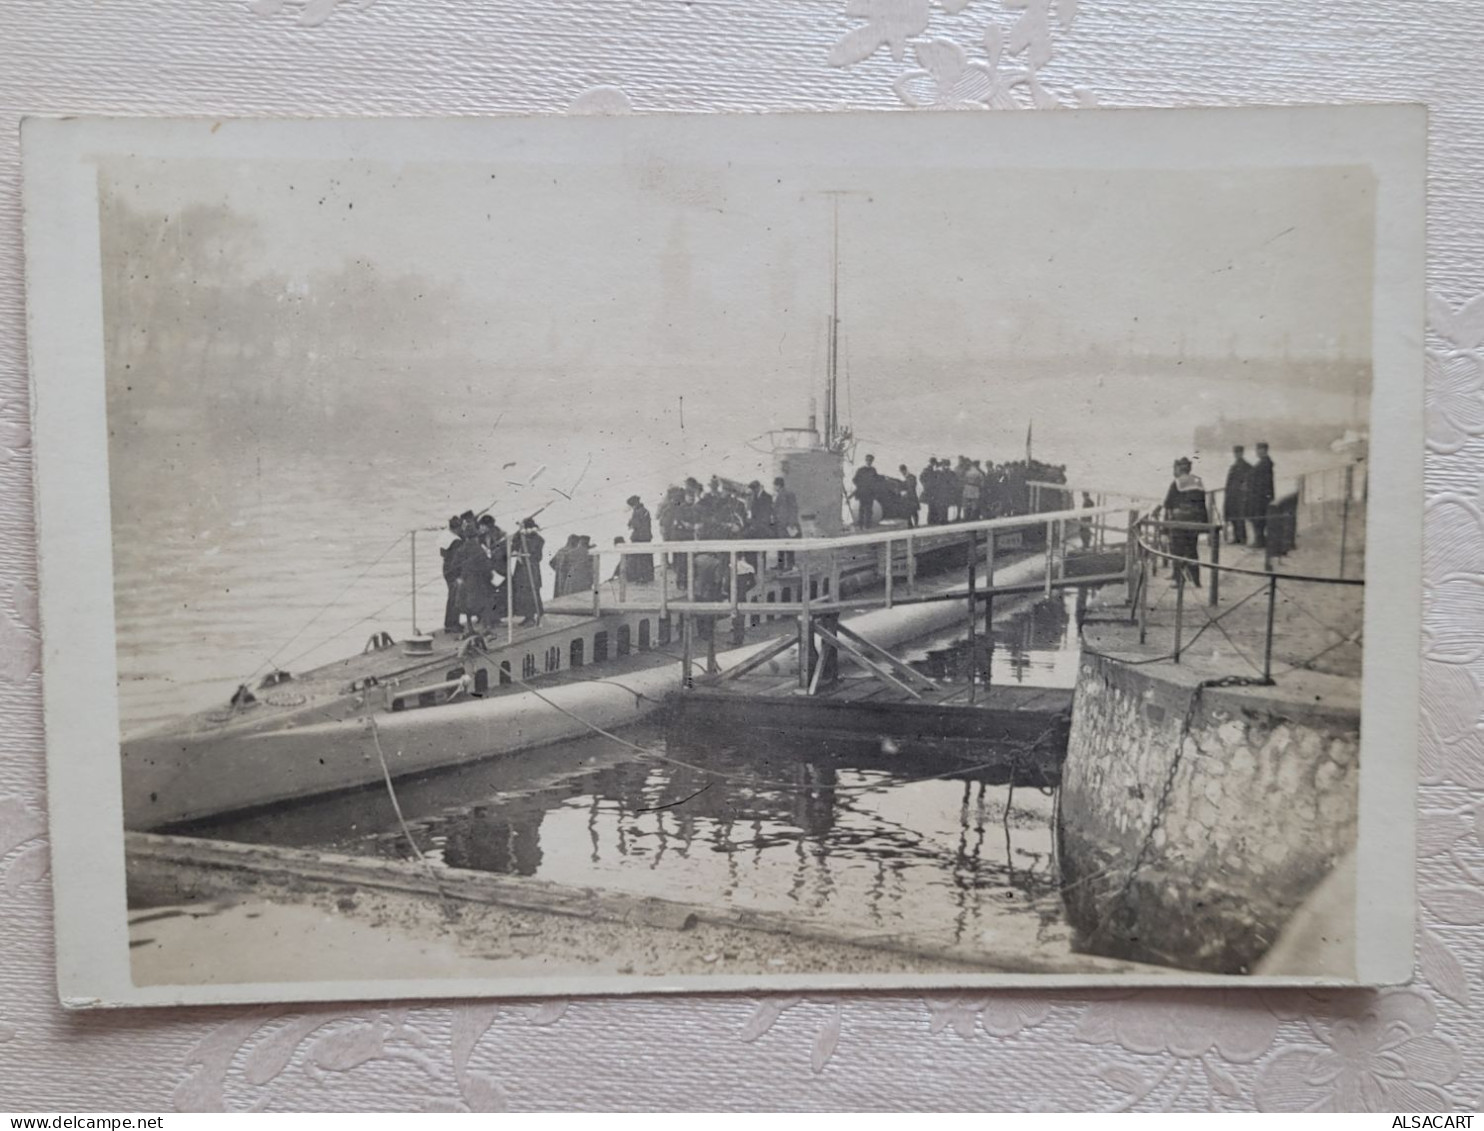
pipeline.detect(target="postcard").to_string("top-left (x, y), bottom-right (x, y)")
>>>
top-left (22, 106), bottom-right (1423, 1006)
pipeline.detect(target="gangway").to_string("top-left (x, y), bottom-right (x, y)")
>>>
top-left (545, 502), bottom-right (1140, 696)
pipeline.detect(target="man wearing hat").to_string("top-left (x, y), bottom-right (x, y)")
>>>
top-left (625, 495), bottom-right (654, 583)
top-left (1223, 445), bottom-right (1252, 544)
top-left (510, 517), bottom-right (546, 627)
top-left (1248, 442), bottom-right (1276, 548)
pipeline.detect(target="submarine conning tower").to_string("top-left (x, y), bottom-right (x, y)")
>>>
top-left (770, 398), bottom-right (846, 537)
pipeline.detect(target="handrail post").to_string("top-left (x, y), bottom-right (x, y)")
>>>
top-left (1125, 509), bottom-right (1138, 605)
top-left (618, 549), bottom-right (627, 603)
top-left (406, 528), bottom-right (418, 635)
top-left (1339, 463), bottom-right (1354, 578)
top-left (798, 555), bottom-right (812, 691)
top-left (883, 537), bottom-right (893, 609)
top-left (967, 530), bottom-right (978, 704)
top-left (1173, 569), bottom-right (1185, 664)
top-left (506, 533), bottom-right (515, 645)
top-left (592, 549), bottom-right (601, 617)
top-left (659, 550), bottom-right (669, 619)
top-left (1138, 550), bottom-right (1149, 645)
top-left (984, 533), bottom-right (995, 690)
top-left (1209, 525), bottom-right (1220, 608)
top-left (1263, 574), bottom-right (1278, 684)
top-left (681, 611), bottom-right (692, 687)
top-left (906, 530), bottom-right (917, 594)
top-left (1044, 519), bottom-right (1054, 599)
top-left (729, 549), bottom-right (738, 613)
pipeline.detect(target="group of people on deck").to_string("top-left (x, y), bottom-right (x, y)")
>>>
top-left (548, 496), bottom-right (656, 597)
top-left (1162, 442), bottom-right (1277, 587)
top-left (438, 511), bottom-right (546, 636)
top-left (851, 453), bottom-right (1067, 529)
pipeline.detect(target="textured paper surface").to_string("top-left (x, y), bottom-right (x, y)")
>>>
top-left (1, 0), bottom-right (1479, 1111)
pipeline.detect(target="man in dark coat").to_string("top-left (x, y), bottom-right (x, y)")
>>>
top-left (772, 476), bottom-right (799, 570)
top-left (456, 515), bottom-right (502, 635)
top-left (549, 533), bottom-right (580, 597)
top-left (510, 518), bottom-right (545, 626)
top-left (439, 515), bottom-right (463, 633)
top-left (626, 495), bottom-right (654, 583)
top-left (742, 481), bottom-right (775, 573)
top-left (1223, 445), bottom-right (1252, 545)
top-left (897, 464), bottom-right (920, 527)
top-left (920, 461), bottom-right (940, 525)
top-left (852, 454), bottom-right (881, 529)
top-left (1248, 442), bottom-right (1276, 547)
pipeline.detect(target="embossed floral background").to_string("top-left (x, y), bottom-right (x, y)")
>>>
top-left (2, 0), bottom-right (1481, 1111)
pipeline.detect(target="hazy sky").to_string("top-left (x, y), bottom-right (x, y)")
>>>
top-left (105, 153), bottom-right (1375, 375)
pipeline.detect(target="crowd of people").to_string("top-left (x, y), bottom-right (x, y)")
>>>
top-left (437, 453), bottom-right (1077, 637)
top-left (851, 454), bottom-right (1072, 529)
top-left (437, 511), bottom-right (546, 637)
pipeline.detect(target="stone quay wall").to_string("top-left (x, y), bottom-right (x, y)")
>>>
top-left (1058, 651), bottom-right (1359, 974)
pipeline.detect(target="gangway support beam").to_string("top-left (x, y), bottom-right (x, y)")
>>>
top-left (811, 623), bottom-right (924, 700)
top-left (832, 620), bottom-right (940, 692)
top-left (715, 633), bottom-right (798, 683)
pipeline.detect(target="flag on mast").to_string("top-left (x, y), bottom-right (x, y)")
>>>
top-left (1025, 419), bottom-right (1033, 463)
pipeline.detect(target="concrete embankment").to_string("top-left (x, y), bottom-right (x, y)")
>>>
top-left (127, 832), bottom-right (1163, 984)
top-left (1058, 533), bottom-right (1362, 976)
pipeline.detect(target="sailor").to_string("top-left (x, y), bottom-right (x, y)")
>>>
top-left (772, 475), bottom-right (799, 570)
top-left (852, 454), bottom-right (880, 529)
top-left (510, 518), bottom-right (546, 627)
top-left (626, 495), bottom-right (655, 583)
top-left (1163, 457), bottom-right (1209, 587)
top-left (1223, 445), bottom-right (1252, 544)
top-left (898, 464), bottom-right (920, 528)
top-left (438, 514), bottom-right (463, 633)
top-left (1248, 442), bottom-right (1276, 547)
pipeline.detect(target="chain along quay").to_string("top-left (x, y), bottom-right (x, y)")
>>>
top-left (124, 416), bottom-right (1368, 981)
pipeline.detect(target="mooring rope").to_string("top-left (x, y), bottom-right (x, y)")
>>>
top-left (367, 715), bottom-right (449, 897)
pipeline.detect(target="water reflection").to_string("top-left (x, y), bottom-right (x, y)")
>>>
top-left (188, 723), bottom-right (1068, 951)
top-left (907, 592), bottom-right (1079, 688)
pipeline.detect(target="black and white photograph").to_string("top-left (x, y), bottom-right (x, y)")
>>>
top-left (23, 108), bottom-right (1422, 1005)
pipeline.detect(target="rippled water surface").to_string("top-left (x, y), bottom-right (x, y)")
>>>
top-left (188, 711), bottom-right (1077, 957)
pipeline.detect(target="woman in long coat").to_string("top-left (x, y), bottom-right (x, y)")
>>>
top-left (625, 496), bottom-right (655, 583)
top-left (510, 519), bottom-right (546, 626)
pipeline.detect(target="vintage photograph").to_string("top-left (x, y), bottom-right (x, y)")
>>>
top-left (23, 109), bottom-right (1422, 1004)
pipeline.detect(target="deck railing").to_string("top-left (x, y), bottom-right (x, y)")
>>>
top-left (571, 502), bottom-right (1140, 622)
